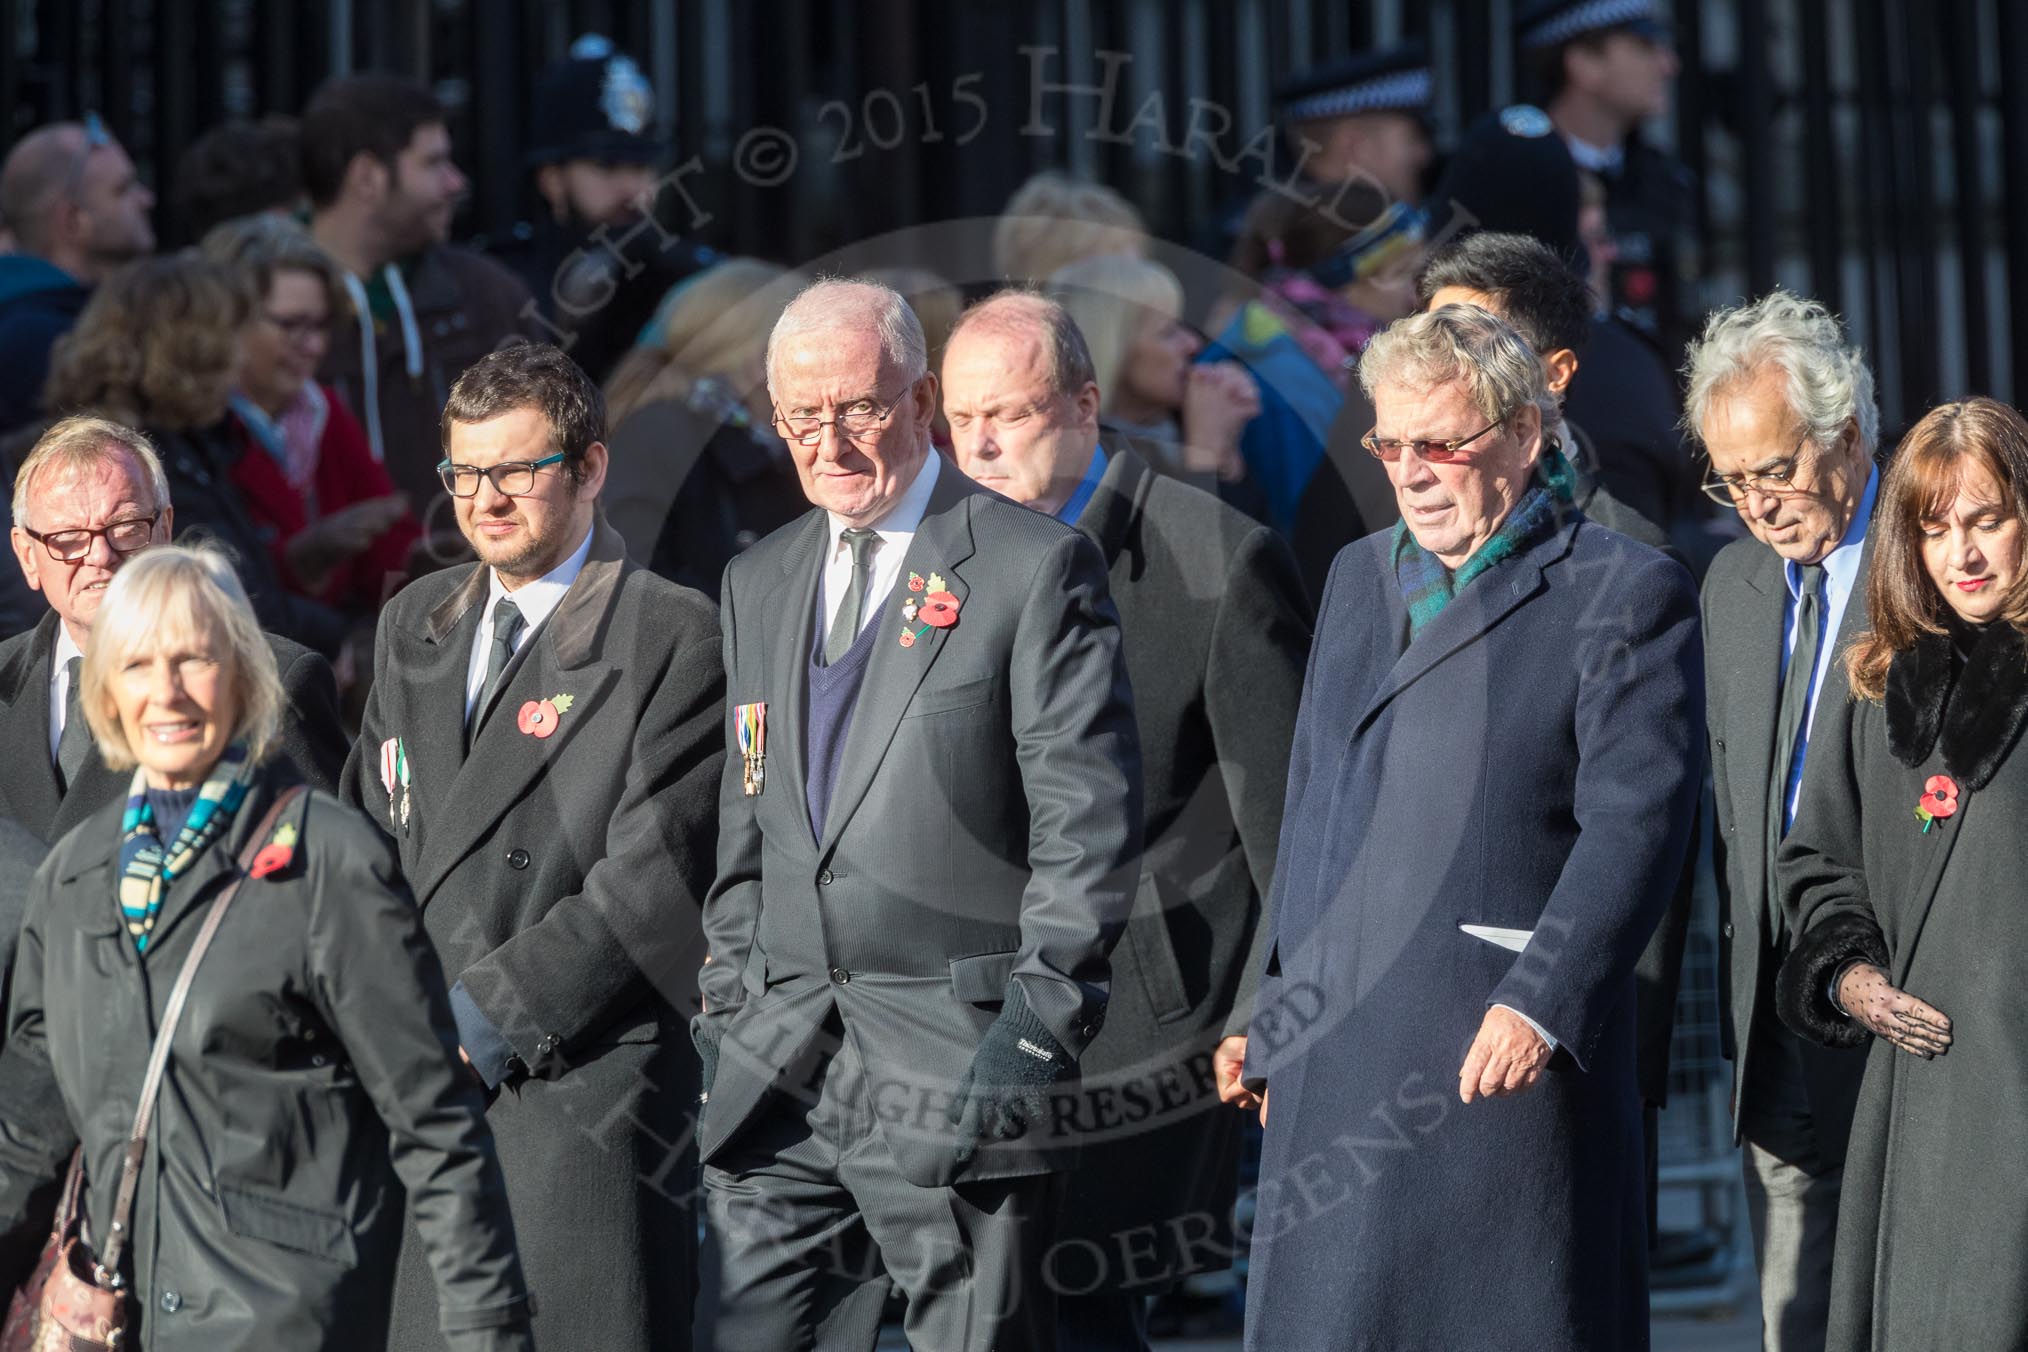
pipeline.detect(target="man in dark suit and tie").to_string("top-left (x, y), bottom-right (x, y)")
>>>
top-left (695, 279), bottom-right (1142, 1350)
top-left (343, 342), bottom-right (725, 1350)
top-left (0, 415), bottom-right (344, 846)
top-left (1687, 291), bottom-right (1878, 1351)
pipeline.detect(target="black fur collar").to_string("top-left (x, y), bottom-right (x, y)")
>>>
top-left (1885, 622), bottom-right (2028, 790)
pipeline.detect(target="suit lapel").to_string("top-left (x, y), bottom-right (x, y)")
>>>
top-left (2, 614), bottom-right (63, 838)
top-left (759, 512), bottom-right (827, 840)
top-left (1075, 441), bottom-right (1153, 567)
top-left (818, 471), bottom-right (977, 853)
top-left (1888, 786), bottom-right (1967, 988)
top-left (1353, 521), bottom-right (1576, 735)
top-left (408, 523), bottom-right (630, 905)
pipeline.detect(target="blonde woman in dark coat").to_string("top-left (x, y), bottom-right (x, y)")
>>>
top-left (0, 545), bottom-right (533, 1350)
top-left (1777, 397), bottom-right (2028, 1351)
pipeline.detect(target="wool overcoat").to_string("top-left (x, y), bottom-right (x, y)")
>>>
top-left (1242, 516), bottom-right (1703, 1351)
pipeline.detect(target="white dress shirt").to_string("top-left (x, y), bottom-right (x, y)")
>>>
top-left (818, 450), bottom-right (942, 641)
top-left (48, 624), bottom-right (82, 762)
top-left (463, 524), bottom-right (595, 719)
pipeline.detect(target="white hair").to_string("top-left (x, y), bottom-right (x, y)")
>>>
top-left (764, 278), bottom-right (928, 394)
top-left (1359, 304), bottom-right (1556, 428)
top-left (1682, 290), bottom-right (1879, 456)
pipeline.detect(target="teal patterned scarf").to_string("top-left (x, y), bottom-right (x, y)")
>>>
top-left (116, 742), bottom-right (256, 953)
top-left (1392, 445), bottom-right (1578, 640)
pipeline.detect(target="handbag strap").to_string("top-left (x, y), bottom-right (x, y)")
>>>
top-left (93, 784), bottom-right (307, 1285)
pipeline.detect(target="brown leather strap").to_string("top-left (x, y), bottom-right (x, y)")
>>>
top-left (94, 784), bottom-right (307, 1286)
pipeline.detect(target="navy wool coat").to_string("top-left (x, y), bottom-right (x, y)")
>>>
top-left (1242, 515), bottom-right (1703, 1352)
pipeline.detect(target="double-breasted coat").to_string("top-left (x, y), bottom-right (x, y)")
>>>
top-left (1242, 516), bottom-right (1703, 1351)
top-left (0, 766), bottom-right (533, 1350)
top-left (1053, 444), bottom-right (1309, 1291)
top-left (1776, 621), bottom-right (2028, 1350)
top-left (342, 518), bottom-right (725, 1351)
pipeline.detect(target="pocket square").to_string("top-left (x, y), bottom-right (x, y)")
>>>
top-left (1459, 923), bottom-right (1534, 953)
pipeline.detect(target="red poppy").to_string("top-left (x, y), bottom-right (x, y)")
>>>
top-left (518, 699), bottom-right (560, 739)
top-left (908, 572), bottom-right (926, 593)
top-left (898, 629), bottom-right (917, 649)
top-left (919, 590), bottom-right (960, 629)
top-left (1922, 774), bottom-right (1959, 819)
top-left (249, 843), bottom-right (293, 879)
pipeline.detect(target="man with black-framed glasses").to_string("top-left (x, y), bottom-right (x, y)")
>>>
top-left (0, 415), bottom-right (344, 844)
top-left (1687, 290), bottom-right (1879, 1352)
top-left (0, 115), bottom-right (156, 436)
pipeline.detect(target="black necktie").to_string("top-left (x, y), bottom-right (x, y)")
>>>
top-left (55, 655), bottom-right (88, 790)
top-left (824, 528), bottom-right (879, 666)
top-left (1766, 564), bottom-right (1826, 943)
top-left (468, 596), bottom-right (525, 743)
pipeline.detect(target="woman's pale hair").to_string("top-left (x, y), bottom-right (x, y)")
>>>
top-left (603, 258), bottom-right (793, 426)
top-left (993, 171), bottom-right (1149, 283)
top-left (81, 544), bottom-right (282, 771)
top-left (1682, 289), bottom-right (1880, 458)
top-left (200, 213), bottom-right (350, 327)
top-left (45, 252), bottom-right (251, 431)
top-left (764, 278), bottom-right (928, 396)
top-left (11, 415), bottom-right (169, 533)
top-left (1359, 303), bottom-right (1554, 427)
top-left (1046, 255), bottom-right (1184, 416)
top-left (861, 267), bottom-right (964, 376)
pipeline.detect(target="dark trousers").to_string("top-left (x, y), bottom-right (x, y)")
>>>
top-left (701, 1028), bottom-right (1063, 1351)
top-left (1058, 1289), bottom-right (1151, 1352)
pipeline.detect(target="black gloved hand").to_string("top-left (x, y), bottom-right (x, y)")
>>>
top-left (691, 1014), bottom-right (727, 1105)
top-left (945, 984), bottom-right (1078, 1166)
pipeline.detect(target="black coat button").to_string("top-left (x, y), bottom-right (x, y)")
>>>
top-left (817, 869), bottom-right (834, 886)
top-left (507, 848), bottom-right (530, 870)
top-left (829, 967), bottom-right (850, 985)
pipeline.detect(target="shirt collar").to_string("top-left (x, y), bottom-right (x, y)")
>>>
top-left (1055, 445), bottom-right (1109, 524)
top-left (52, 622), bottom-right (82, 675)
top-left (1563, 132), bottom-right (1625, 176)
top-left (1785, 464), bottom-right (1878, 601)
top-left (827, 447), bottom-right (941, 555)
top-left (487, 521), bottom-right (595, 633)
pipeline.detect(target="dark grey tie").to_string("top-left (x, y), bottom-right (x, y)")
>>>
top-left (824, 528), bottom-right (879, 666)
top-left (55, 655), bottom-right (88, 789)
top-left (468, 596), bottom-right (525, 742)
top-left (1765, 563), bottom-right (1826, 943)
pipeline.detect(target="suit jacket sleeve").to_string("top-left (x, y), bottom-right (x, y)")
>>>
top-left (1206, 525), bottom-right (1313, 1037)
top-left (1700, 571), bottom-right (1738, 1061)
top-left (1006, 529), bottom-right (1143, 1055)
top-left (1487, 550), bottom-right (1706, 1071)
top-left (697, 563), bottom-right (762, 1019)
top-left (339, 603), bottom-right (397, 827)
top-left (453, 611), bottom-right (727, 1074)
top-left (277, 646), bottom-right (347, 793)
top-left (0, 866), bottom-right (82, 1292)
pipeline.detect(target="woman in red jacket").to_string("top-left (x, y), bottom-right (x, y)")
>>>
top-left (204, 214), bottom-right (421, 614)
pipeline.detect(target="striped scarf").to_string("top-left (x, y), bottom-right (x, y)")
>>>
top-left (1392, 448), bottom-right (1579, 640)
top-left (116, 743), bottom-right (256, 953)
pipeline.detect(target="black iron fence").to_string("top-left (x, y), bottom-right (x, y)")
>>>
top-left (4, 0), bottom-right (2024, 433)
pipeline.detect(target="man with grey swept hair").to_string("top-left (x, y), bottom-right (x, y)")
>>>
top-left (1243, 304), bottom-right (1702, 1347)
top-left (1687, 290), bottom-right (1877, 1352)
top-left (696, 277), bottom-right (1143, 1349)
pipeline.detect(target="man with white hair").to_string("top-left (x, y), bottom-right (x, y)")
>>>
top-left (693, 278), bottom-right (1142, 1349)
top-left (1687, 291), bottom-right (1878, 1352)
top-left (1242, 304), bottom-right (1701, 1349)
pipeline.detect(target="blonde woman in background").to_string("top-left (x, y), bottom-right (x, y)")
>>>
top-left (1049, 253), bottom-right (1265, 520)
top-left (601, 257), bottom-right (807, 597)
top-left (992, 170), bottom-right (1149, 283)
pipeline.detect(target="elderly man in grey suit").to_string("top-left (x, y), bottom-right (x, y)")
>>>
top-left (943, 290), bottom-right (1309, 1351)
top-left (344, 343), bottom-right (725, 1350)
top-left (694, 279), bottom-right (1142, 1350)
top-left (0, 415), bottom-right (345, 846)
top-left (1689, 292), bottom-right (1878, 1352)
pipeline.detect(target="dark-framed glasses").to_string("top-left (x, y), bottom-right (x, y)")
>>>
top-left (1362, 418), bottom-right (1503, 463)
top-left (20, 510), bottom-right (160, 562)
top-left (1700, 433), bottom-right (1817, 505)
top-left (772, 392), bottom-right (905, 447)
top-left (436, 452), bottom-right (566, 498)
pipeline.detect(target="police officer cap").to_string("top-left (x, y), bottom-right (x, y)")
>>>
top-left (1275, 42), bottom-right (1432, 125)
top-left (1517, 0), bottom-right (1673, 50)
top-left (525, 34), bottom-right (660, 169)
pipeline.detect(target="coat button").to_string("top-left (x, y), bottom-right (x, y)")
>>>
top-left (506, 848), bottom-right (530, 870)
top-left (160, 1289), bottom-right (182, 1313)
top-left (829, 967), bottom-right (850, 985)
top-left (1722, 921), bottom-right (1734, 939)
top-left (817, 869), bottom-right (834, 886)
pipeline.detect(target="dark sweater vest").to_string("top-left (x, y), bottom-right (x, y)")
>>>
top-left (805, 575), bottom-right (883, 841)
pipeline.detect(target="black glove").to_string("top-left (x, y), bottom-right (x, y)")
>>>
top-left (691, 1014), bottom-right (727, 1105)
top-left (945, 984), bottom-right (1078, 1165)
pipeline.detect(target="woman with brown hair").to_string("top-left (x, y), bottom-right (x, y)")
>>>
top-left (1775, 395), bottom-right (2028, 1350)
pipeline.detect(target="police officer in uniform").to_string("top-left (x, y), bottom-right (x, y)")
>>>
top-left (1519, 0), bottom-right (1697, 354)
top-left (489, 36), bottom-right (716, 385)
